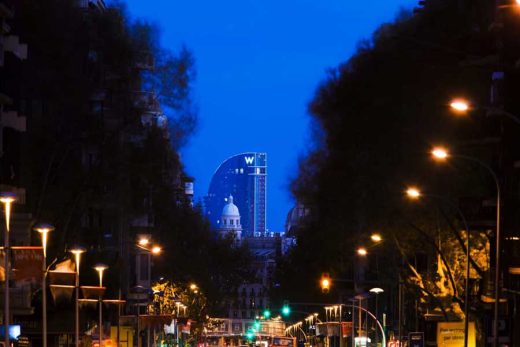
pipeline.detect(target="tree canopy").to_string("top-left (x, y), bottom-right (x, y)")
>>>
top-left (280, 2), bottom-right (520, 332)
top-left (11, 0), bottom-right (250, 315)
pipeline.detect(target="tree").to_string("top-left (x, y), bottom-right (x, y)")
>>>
top-left (280, 0), bottom-right (520, 340)
top-left (12, 0), bottom-right (250, 320)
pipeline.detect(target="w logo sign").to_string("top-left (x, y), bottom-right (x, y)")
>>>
top-left (244, 156), bottom-right (255, 165)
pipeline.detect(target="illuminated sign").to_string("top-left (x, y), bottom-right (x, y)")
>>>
top-left (244, 156), bottom-right (255, 165)
top-left (437, 322), bottom-right (475, 347)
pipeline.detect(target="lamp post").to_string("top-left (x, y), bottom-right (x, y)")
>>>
top-left (448, 98), bottom-right (520, 126)
top-left (406, 185), bottom-right (472, 347)
top-left (369, 288), bottom-right (384, 347)
top-left (94, 264), bottom-right (108, 347)
top-left (70, 247), bottom-right (85, 347)
top-left (431, 146), bottom-right (501, 347)
top-left (135, 236), bottom-right (161, 347)
top-left (0, 192), bottom-right (15, 347)
top-left (34, 223), bottom-right (54, 347)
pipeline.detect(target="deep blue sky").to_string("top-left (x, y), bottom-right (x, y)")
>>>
top-left (122, 0), bottom-right (417, 231)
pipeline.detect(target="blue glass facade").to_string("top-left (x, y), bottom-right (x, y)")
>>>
top-left (205, 152), bottom-right (267, 237)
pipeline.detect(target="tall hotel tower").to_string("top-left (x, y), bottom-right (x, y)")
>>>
top-left (205, 152), bottom-right (267, 237)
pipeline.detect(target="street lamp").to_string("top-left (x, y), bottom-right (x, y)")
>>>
top-left (0, 192), bottom-right (15, 347)
top-left (94, 264), bottom-right (108, 347)
top-left (448, 97), bottom-right (520, 126)
top-left (357, 247), bottom-right (367, 256)
top-left (134, 236), bottom-right (161, 347)
top-left (430, 146), bottom-right (501, 347)
top-left (431, 146), bottom-right (449, 161)
top-left (369, 288), bottom-right (384, 347)
top-left (138, 237), bottom-right (149, 247)
top-left (34, 223), bottom-right (54, 347)
top-left (405, 187), bottom-right (421, 199)
top-left (370, 233), bottom-right (382, 243)
top-left (151, 246), bottom-right (161, 255)
top-left (449, 98), bottom-right (471, 114)
top-left (70, 247), bottom-right (85, 347)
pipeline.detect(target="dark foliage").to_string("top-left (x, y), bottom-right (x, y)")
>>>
top-left (11, 0), bottom-right (250, 315)
top-left (281, 0), bottom-right (520, 310)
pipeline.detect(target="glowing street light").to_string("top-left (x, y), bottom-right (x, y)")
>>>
top-left (405, 187), bottom-right (421, 200)
top-left (0, 192), bottom-right (15, 232)
top-left (357, 247), bottom-right (367, 256)
top-left (69, 247), bottom-right (85, 347)
top-left (370, 233), bottom-right (382, 242)
top-left (0, 192), bottom-right (15, 347)
top-left (138, 237), bottom-right (149, 246)
top-left (94, 264), bottom-right (108, 347)
top-left (190, 283), bottom-right (198, 291)
top-left (151, 246), bottom-right (162, 255)
top-left (94, 264), bottom-right (108, 287)
top-left (449, 98), bottom-right (471, 113)
top-left (34, 223), bottom-right (54, 347)
top-left (431, 147), bottom-right (449, 161)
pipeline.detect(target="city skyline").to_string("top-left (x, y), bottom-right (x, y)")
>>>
top-left (205, 152), bottom-right (267, 236)
top-left (122, 0), bottom-right (418, 231)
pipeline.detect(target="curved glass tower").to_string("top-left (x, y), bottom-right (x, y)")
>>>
top-left (205, 152), bottom-right (267, 237)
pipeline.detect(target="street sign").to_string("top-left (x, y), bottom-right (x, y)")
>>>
top-left (408, 332), bottom-right (424, 347)
top-left (437, 322), bottom-right (476, 347)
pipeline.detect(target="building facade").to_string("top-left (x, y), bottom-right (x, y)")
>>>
top-left (205, 152), bottom-right (267, 237)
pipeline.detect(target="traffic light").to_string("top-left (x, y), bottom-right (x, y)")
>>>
top-left (253, 320), bottom-right (261, 330)
top-left (246, 331), bottom-right (254, 340)
top-left (282, 300), bottom-right (291, 316)
top-left (263, 309), bottom-right (271, 318)
top-left (320, 273), bottom-right (331, 293)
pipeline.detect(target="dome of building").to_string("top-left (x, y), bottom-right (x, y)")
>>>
top-left (220, 195), bottom-right (242, 242)
top-left (222, 195), bottom-right (240, 217)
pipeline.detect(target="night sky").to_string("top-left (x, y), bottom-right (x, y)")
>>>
top-left (122, 0), bottom-right (418, 231)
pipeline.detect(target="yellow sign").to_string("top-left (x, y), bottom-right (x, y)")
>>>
top-left (437, 322), bottom-right (476, 347)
